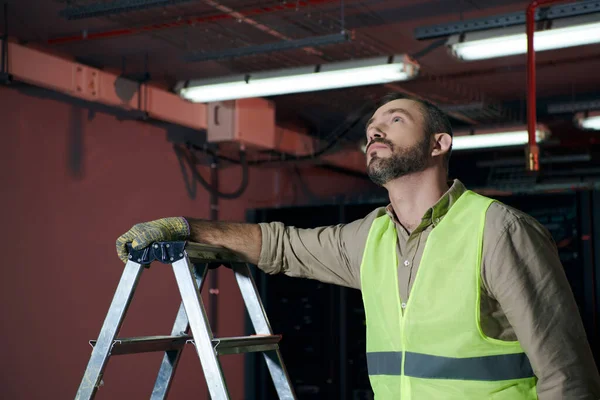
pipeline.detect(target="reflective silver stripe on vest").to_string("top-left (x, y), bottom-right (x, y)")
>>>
top-left (366, 352), bottom-right (402, 375)
top-left (367, 352), bottom-right (535, 380)
top-left (404, 351), bottom-right (535, 381)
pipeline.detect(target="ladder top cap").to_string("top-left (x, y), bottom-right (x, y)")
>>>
top-left (126, 241), bottom-right (247, 266)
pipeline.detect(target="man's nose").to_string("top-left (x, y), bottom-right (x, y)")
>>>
top-left (368, 126), bottom-right (385, 142)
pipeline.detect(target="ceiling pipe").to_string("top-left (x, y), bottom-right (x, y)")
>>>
top-left (526, 0), bottom-right (579, 172)
top-left (48, 0), bottom-right (340, 45)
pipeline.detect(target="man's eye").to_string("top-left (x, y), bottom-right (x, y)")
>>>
top-left (392, 116), bottom-right (402, 123)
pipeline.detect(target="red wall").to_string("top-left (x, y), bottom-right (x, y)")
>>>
top-left (0, 85), bottom-right (374, 399)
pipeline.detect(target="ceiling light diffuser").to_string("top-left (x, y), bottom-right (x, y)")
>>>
top-left (452, 125), bottom-right (550, 150)
top-left (447, 15), bottom-right (600, 61)
top-left (575, 111), bottom-right (600, 130)
top-left (176, 55), bottom-right (419, 103)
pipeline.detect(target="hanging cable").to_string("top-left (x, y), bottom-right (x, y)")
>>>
top-left (410, 38), bottom-right (447, 60)
top-left (1, 3), bottom-right (10, 83)
top-left (173, 144), bottom-right (249, 199)
top-left (174, 143), bottom-right (198, 199)
top-left (293, 166), bottom-right (322, 202)
top-left (190, 100), bottom-right (375, 166)
top-left (340, 0), bottom-right (345, 33)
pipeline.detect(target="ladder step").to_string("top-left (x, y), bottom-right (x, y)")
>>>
top-left (212, 334), bottom-right (282, 355)
top-left (89, 335), bottom-right (191, 356)
top-left (89, 334), bottom-right (281, 356)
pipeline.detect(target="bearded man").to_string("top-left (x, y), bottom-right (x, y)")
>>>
top-left (117, 93), bottom-right (600, 399)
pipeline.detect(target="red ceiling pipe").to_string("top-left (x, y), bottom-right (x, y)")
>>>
top-left (48, 0), bottom-right (339, 45)
top-left (526, 0), bottom-right (578, 172)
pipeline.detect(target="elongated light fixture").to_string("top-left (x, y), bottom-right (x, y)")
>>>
top-left (176, 55), bottom-right (419, 103)
top-left (575, 110), bottom-right (600, 130)
top-left (452, 125), bottom-right (550, 150)
top-left (447, 14), bottom-right (600, 61)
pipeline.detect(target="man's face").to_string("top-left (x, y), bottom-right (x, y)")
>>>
top-left (365, 99), bottom-right (432, 186)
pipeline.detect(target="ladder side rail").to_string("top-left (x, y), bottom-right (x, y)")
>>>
top-left (231, 262), bottom-right (297, 400)
top-left (151, 263), bottom-right (208, 399)
top-left (171, 258), bottom-right (230, 399)
top-left (75, 261), bottom-right (145, 400)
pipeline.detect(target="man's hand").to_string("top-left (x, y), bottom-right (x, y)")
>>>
top-left (116, 217), bottom-right (190, 263)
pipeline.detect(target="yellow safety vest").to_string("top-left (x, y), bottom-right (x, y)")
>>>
top-left (360, 190), bottom-right (538, 399)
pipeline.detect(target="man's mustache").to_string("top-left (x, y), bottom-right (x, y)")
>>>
top-left (367, 138), bottom-right (394, 152)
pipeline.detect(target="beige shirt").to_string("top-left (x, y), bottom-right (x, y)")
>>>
top-left (258, 180), bottom-right (600, 399)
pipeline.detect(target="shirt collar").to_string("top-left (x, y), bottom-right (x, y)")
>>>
top-left (385, 179), bottom-right (467, 231)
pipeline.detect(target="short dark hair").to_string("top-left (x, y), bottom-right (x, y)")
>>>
top-left (376, 93), bottom-right (453, 169)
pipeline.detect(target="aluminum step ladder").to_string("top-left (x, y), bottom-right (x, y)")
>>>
top-left (75, 241), bottom-right (296, 400)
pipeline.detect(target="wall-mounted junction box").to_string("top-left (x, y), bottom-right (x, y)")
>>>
top-left (207, 98), bottom-right (276, 149)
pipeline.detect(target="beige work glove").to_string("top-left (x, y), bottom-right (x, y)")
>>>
top-left (116, 217), bottom-right (190, 263)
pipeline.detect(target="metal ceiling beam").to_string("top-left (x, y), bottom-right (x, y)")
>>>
top-left (414, 0), bottom-right (600, 40)
top-left (477, 153), bottom-right (591, 167)
top-left (184, 32), bottom-right (351, 62)
top-left (548, 99), bottom-right (600, 114)
top-left (49, 0), bottom-right (340, 44)
top-left (59, 0), bottom-right (199, 20)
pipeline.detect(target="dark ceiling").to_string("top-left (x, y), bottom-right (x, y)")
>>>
top-left (3, 0), bottom-right (600, 171)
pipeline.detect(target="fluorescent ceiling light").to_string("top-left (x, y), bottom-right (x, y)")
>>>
top-left (452, 126), bottom-right (550, 150)
top-left (176, 55), bottom-right (419, 103)
top-left (448, 14), bottom-right (600, 61)
top-left (581, 116), bottom-right (600, 130)
top-left (575, 111), bottom-right (600, 130)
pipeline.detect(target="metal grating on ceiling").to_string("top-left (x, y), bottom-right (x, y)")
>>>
top-left (50, 1), bottom-right (391, 56)
top-left (52, 0), bottom-right (373, 72)
top-left (48, 0), bottom-right (535, 132)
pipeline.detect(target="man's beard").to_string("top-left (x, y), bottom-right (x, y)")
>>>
top-left (367, 136), bottom-right (431, 186)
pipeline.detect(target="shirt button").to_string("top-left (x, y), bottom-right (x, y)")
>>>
top-left (403, 260), bottom-right (410, 267)
top-left (401, 303), bottom-right (407, 309)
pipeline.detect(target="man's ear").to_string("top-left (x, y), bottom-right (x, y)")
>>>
top-left (431, 133), bottom-right (452, 157)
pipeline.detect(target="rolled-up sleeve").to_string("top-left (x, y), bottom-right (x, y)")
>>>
top-left (484, 215), bottom-right (600, 399)
top-left (256, 208), bottom-right (385, 290)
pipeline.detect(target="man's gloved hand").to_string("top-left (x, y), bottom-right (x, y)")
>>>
top-left (116, 217), bottom-right (190, 263)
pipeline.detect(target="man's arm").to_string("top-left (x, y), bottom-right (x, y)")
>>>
top-left (251, 222), bottom-right (358, 287)
top-left (483, 213), bottom-right (600, 399)
top-left (188, 210), bottom-right (381, 288)
top-left (115, 217), bottom-right (262, 264)
top-left (116, 208), bottom-right (383, 289)
top-left (186, 219), bottom-right (262, 264)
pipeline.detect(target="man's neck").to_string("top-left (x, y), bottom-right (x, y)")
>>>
top-left (385, 168), bottom-right (450, 233)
